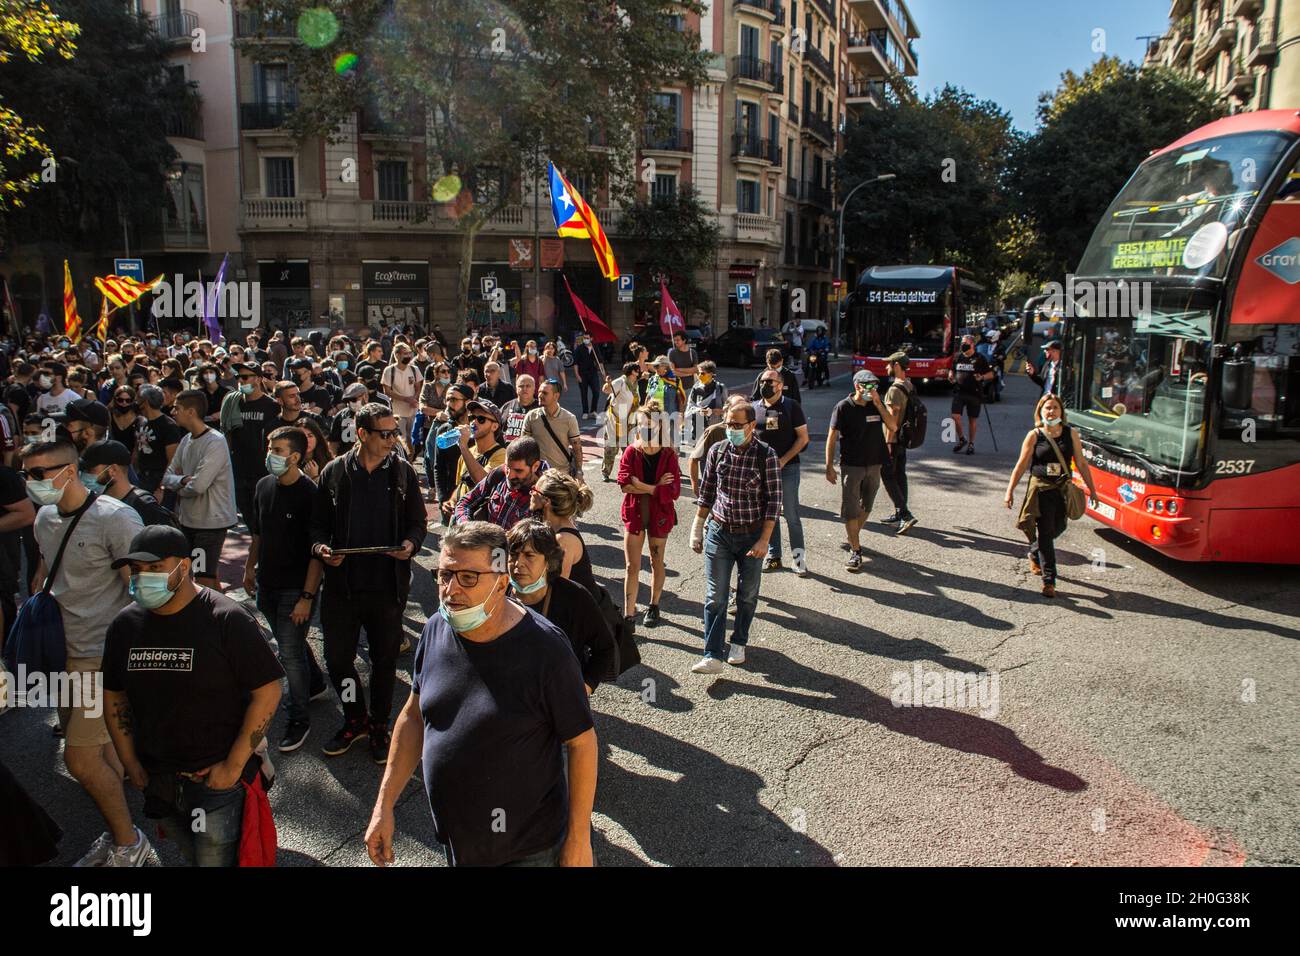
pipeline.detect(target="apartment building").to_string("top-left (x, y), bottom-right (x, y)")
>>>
top-left (1143, 0), bottom-right (1299, 112)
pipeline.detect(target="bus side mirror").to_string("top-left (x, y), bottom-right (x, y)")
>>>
top-left (1222, 358), bottom-right (1254, 410)
top-left (1021, 313), bottom-right (1034, 348)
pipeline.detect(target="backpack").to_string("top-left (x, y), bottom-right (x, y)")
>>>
top-left (591, 582), bottom-right (641, 679)
top-left (897, 381), bottom-right (927, 449)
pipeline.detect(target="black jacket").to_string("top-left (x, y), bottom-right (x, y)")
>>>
top-left (310, 448), bottom-right (427, 603)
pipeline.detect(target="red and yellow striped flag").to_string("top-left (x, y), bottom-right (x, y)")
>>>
top-left (547, 163), bottom-right (618, 281)
top-left (94, 272), bottom-right (164, 310)
top-left (62, 259), bottom-right (82, 344)
top-left (95, 296), bottom-right (112, 343)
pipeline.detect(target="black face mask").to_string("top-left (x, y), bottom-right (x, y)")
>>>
top-left (760, 382), bottom-right (778, 400)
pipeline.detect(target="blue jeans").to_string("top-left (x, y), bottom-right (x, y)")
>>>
top-left (702, 522), bottom-right (763, 658)
top-left (767, 463), bottom-right (804, 564)
top-left (256, 587), bottom-right (325, 725)
top-left (158, 777), bottom-right (245, 867)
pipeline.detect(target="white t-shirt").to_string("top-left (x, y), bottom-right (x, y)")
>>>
top-left (36, 388), bottom-right (79, 417)
top-left (381, 362), bottom-right (423, 418)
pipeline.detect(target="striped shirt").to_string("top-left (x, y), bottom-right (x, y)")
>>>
top-left (696, 436), bottom-right (782, 528)
top-left (453, 460), bottom-right (550, 529)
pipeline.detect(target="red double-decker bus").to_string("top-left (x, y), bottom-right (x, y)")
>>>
top-left (844, 265), bottom-right (984, 386)
top-left (1058, 110), bottom-right (1300, 564)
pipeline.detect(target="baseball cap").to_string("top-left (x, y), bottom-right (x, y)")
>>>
top-left (358, 365), bottom-right (378, 381)
top-left (231, 362), bottom-right (261, 375)
top-left (447, 383), bottom-right (475, 401)
top-left (885, 350), bottom-right (910, 370)
top-left (112, 525), bottom-right (192, 569)
top-left (852, 369), bottom-right (879, 388)
top-left (81, 439), bottom-right (132, 469)
top-left (1043, 339), bottom-right (1063, 351)
top-left (466, 399), bottom-right (502, 424)
top-left (60, 398), bottom-right (110, 429)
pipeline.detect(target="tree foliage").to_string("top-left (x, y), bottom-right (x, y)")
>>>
top-left (249, 0), bottom-right (711, 317)
top-left (617, 183), bottom-right (720, 317)
top-left (0, 0), bottom-right (193, 249)
top-left (1006, 56), bottom-right (1224, 279)
top-left (837, 83), bottom-right (1018, 289)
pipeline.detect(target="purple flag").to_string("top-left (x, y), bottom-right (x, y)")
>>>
top-left (203, 253), bottom-right (228, 343)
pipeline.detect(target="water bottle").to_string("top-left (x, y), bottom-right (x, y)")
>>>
top-left (435, 426), bottom-right (466, 450)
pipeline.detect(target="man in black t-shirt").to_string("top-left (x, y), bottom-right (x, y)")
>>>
top-left (752, 368), bottom-right (810, 575)
top-left (133, 385), bottom-right (183, 498)
top-left (949, 335), bottom-right (995, 455)
top-left (244, 426), bottom-right (327, 753)
top-left (826, 371), bottom-right (897, 572)
top-left (328, 383), bottom-right (369, 455)
top-left (81, 440), bottom-right (177, 528)
top-left (102, 525), bottom-right (283, 868)
top-left (364, 521), bottom-right (596, 868)
top-left (228, 364), bottom-right (281, 525)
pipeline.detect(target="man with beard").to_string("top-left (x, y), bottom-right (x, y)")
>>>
top-left (452, 436), bottom-right (550, 529)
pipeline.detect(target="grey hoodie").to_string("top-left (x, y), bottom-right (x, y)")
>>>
top-left (163, 427), bottom-right (238, 529)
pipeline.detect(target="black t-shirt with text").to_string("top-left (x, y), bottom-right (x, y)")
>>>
top-left (751, 396), bottom-right (807, 462)
top-left (953, 349), bottom-right (991, 396)
top-left (228, 394), bottom-right (281, 482)
top-left (248, 473), bottom-right (317, 590)
top-left (829, 397), bottom-right (887, 468)
top-left (102, 588), bottom-right (284, 774)
top-left (134, 414), bottom-right (183, 477)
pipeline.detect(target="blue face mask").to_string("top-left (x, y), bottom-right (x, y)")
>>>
top-left (265, 453), bottom-right (291, 477)
top-left (437, 575), bottom-right (503, 633)
top-left (725, 427), bottom-right (748, 446)
top-left (338, 360), bottom-right (349, 371)
top-left (510, 573), bottom-right (547, 595)
top-left (79, 469), bottom-right (109, 492)
top-left (129, 565), bottom-right (182, 610)
top-left (239, 383), bottom-right (254, 396)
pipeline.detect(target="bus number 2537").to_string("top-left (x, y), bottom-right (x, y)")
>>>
top-left (1215, 460), bottom-right (1256, 475)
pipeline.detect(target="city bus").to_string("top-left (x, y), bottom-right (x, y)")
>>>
top-left (1053, 110), bottom-right (1300, 564)
top-left (844, 265), bottom-right (984, 386)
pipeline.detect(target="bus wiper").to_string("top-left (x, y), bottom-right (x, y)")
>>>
top-left (1081, 434), bottom-right (1170, 479)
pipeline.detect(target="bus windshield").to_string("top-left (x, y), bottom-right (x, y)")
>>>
top-left (1061, 294), bottom-right (1216, 477)
top-left (1076, 131), bottom-right (1291, 279)
top-left (853, 307), bottom-right (950, 358)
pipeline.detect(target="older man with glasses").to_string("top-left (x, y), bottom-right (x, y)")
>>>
top-left (310, 403), bottom-right (427, 765)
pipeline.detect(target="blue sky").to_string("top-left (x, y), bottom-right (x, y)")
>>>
top-left (907, 0), bottom-right (1171, 131)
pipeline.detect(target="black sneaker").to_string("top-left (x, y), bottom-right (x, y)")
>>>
top-left (644, 604), bottom-right (660, 627)
top-left (370, 724), bottom-right (391, 765)
top-left (953, 440), bottom-right (967, 454)
top-left (763, 557), bottom-right (782, 572)
top-left (897, 516), bottom-right (918, 535)
top-left (965, 444), bottom-right (975, 455)
top-left (880, 512), bottom-right (901, 525)
top-left (322, 718), bottom-right (369, 757)
top-left (278, 720), bottom-right (310, 753)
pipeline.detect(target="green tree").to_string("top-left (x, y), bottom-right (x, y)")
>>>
top-left (837, 83), bottom-right (1018, 289)
top-left (1007, 56), bottom-right (1223, 279)
top-left (0, 0), bottom-right (78, 214)
top-left (0, 0), bottom-right (194, 249)
top-left (249, 0), bottom-right (710, 322)
top-left (617, 183), bottom-right (719, 318)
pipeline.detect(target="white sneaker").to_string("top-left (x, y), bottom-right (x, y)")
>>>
top-left (691, 656), bottom-right (726, 675)
top-left (102, 827), bottom-right (151, 867)
top-left (75, 831), bottom-right (116, 867)
top-left (727, 645), bottom-right (746, 665)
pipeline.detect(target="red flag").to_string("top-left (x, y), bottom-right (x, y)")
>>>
top-left (659, 279), bottom-right (684, 337)
top-left (562, 274), bottom-right (616, 344)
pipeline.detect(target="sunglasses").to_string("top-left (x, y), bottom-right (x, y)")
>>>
top-left (238, 374), bottom-right (258, 382)
top-left (366, 428), bottom-right (401, 440)
top-left (470, 414), bottom-right (493, 424)
top-left (20, 463), bottom-right (73, 481)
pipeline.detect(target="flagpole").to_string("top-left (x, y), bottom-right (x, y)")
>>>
top-left (533, 144), bottom-right (541, 338)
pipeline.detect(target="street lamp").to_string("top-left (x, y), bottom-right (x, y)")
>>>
top-left (834, 172), bottom-right (895, 355)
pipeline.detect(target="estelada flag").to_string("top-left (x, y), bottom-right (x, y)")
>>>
top-left (548, 163), bottom-right (618, 280)
top-left (561, 274), bottom-right (616, 344)
top-left (659, 279), bottom-right (684, 337)
top-left (94, 295), bottom-right (112, 343)
top-left (95, 272), bottom-right (164, 310)
top-left (62, 260), bottom-right (82, 344)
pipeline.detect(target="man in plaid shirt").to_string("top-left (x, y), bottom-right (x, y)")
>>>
top-left (689, 402), bottom-right (782, 673)
top-left (452, 436), bottom-right (549, 530)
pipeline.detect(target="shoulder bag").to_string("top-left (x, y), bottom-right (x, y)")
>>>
top-left (1040, 429), bottom-right (1086, 520)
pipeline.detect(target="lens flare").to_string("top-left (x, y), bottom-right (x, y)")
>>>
top-left (448, 189), bottom-right (475, 220)
top-left (298, 8), bottom-right (340, 48)
top-left (333, 51), bottom-right (359, 75)
top-left (432, 175), bottom-right (463, 203)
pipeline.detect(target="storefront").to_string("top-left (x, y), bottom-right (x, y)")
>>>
top-left (362, 260), bottom-right (429, 331)
top-left (467, 261), bottom-right (522, 332)
top-left (258, 260), bottom-right (312, 333)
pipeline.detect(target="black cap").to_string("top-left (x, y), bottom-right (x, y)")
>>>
top-left (112, 525), bottom-right (192, 568)
top-left (60, 398), bottom-right (110, 429)
top-left (466, 398), bottom-right (502, 424)
top-left (81, 439), bottom-right (132, 469)
top-left (358, 365), bottom-right (378, 381)
top-left (231, 362), bottom-right (261, 375)
top-left (447, 383), bottom-right (475, 401)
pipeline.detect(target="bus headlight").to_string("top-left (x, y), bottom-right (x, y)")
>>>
top-left (1166, 500), bottom-right (1179, 516)
top-left (1146, 499), bottom-right (1155, 513)
top-left (1154, 500), bottom-right (1165, 514)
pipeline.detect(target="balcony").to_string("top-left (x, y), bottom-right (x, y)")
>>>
top-left (1227, 63), bottom-right (1256, 99)
top-left (642, 126), bottom-right (694, 153)
top-left (235, 10), bottom-right (297, 38)
top-left (787, 101), bottom-right (800, 125)
top-left (359, 108), bottom-right (424, 139)
top-left (1169, 0), bottom-right (1192, 16)
top-left (240, 100), bottom-right (297, 129)
top-left (733, 213), bottom-right (781, 245)
top-left (810, 0), bottom-right (836, 24)
top-left (1170, 18), bottom-right (1193, 62)
top-left (732, 134), bottom-right (782, 166)
top-left (735, 0), bottom-right (783, 23)
top-left (241, 197), bottom-right (545, 234)
top-left (369, 201), bottom-right (434, 225)
top-left (786, 175), bottom-right (798, 197)
top-left (802, 112), bottom-right (835, 146)
top-left (1247, 18), bottom-right (1277, 67)
top-left (1230, 0), bottom-right (1262, 19)
top-left (732, 54), bottom-right (782, 92)
top-left (159, 222), bottom-right (209, 249)
top-left (242, 197), bottom-right (308, 228)
top-left (1194, 20), bottom-right (1237, 69)
top-left (152, 9), bottom-right (198, 43)
top-left (803, 181), bottom-right (833, 209)
top-left (845, 78), bottom-right (885, 109)
top-left (166, 111), bottom-right (204, 140)
top-left (846, 32), bottom-right (885, 70)
top-left (803, 43), bottom-right (833, 82)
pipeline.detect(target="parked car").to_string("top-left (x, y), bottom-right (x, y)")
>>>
top-left (623, 324), bottom-right (709, 361)
top-left (709, 326), bottom-right (786, 368)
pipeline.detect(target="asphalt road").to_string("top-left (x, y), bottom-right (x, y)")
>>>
top-left (5, 360), bottom-right (1298, 867)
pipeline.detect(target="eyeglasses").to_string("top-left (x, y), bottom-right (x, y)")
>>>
top-left (723, 420), bottom-right (749, 429)
top-left (20, 463), bottom-right (72, 481)
top-left (436, 568), bottom-right (492, 588)
top-left (366, 428), bottom-right (401, 440)
top-left (470, 415), bottom-right (493, 424)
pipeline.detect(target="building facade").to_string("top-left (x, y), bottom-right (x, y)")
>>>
top-left (1143, 0), bottom-right (1299, 112)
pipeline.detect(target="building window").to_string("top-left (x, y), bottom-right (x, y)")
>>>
top-left (256, 63), bottom-right (292, 104)
top-left (264, 156), bottom-right (295, 197)
top-left (377, 160), bottom-right (408, 202)
top-left (652, 174), bottom-right (677, 201)
top-left (767, 185), bottom-right (775, 216)
top-left (164, 162), bottom-right (206, 242)
top-left (652, 90), bottom-right (681, 129)
top-left (737, 178), bottom-right (760, 214)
